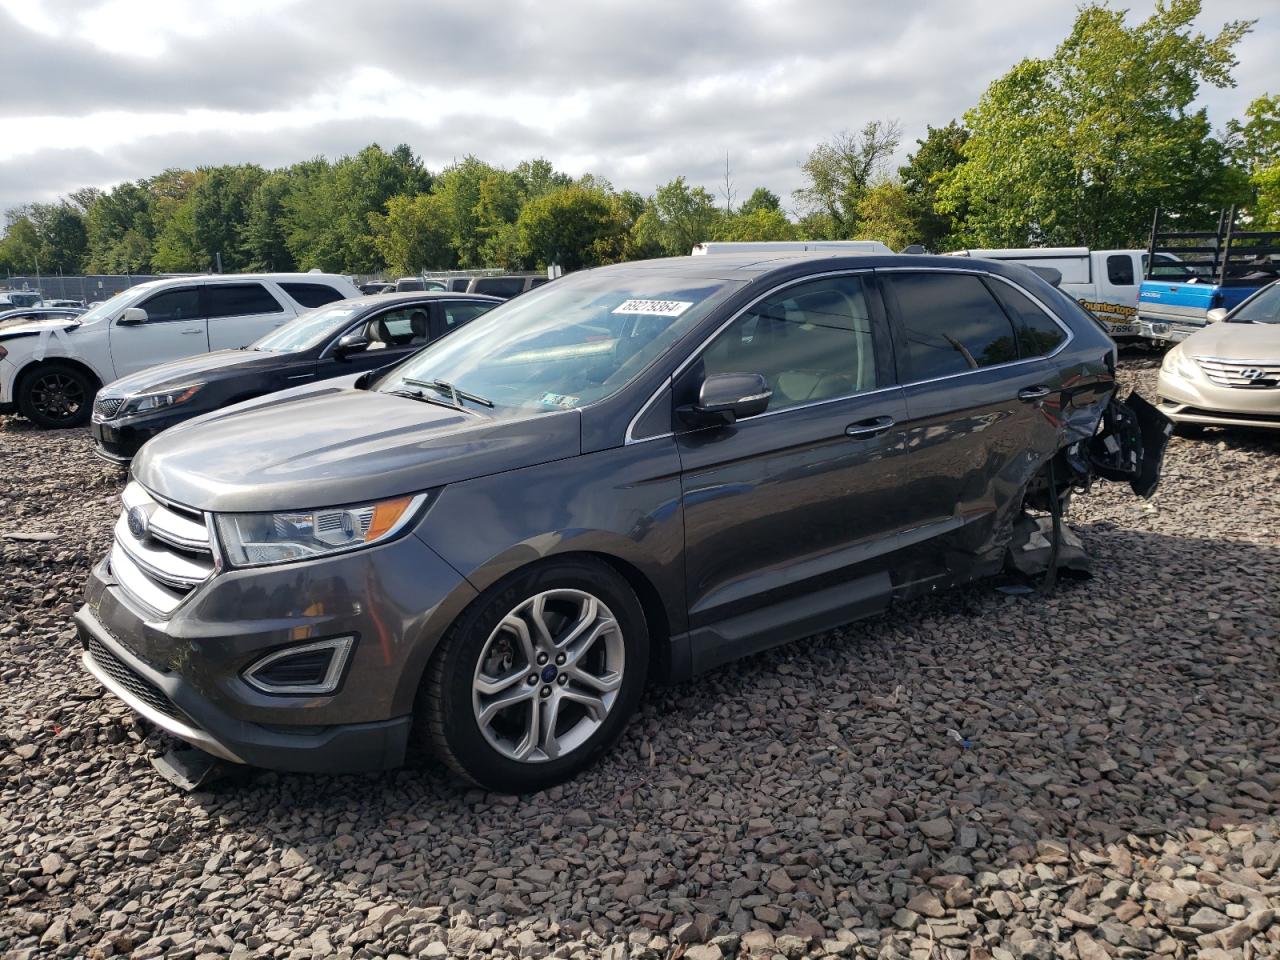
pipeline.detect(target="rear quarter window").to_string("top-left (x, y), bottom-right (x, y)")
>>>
top-left (989, 281), bottom-right (1068, 357)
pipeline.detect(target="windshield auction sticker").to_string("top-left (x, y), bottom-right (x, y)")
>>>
top-left (540, 393), bottom-right (581, 408)
top-left (612, 299), bottom-right (694, 317)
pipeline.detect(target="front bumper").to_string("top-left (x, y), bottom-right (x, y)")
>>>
top-left (1156, 369), bottom-right (1280, 430)
top-left (1138, 317), bottom-right (1202, 343)
top-left (90, 411), bottom-right (180, 463)
top-left (76, 527), bottom-right (477, 772)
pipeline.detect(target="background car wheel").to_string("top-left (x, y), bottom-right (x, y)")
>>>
top-left (419, 557), bottom-right (649, 792)
top-left (17, 363), bottom-right (95, 428)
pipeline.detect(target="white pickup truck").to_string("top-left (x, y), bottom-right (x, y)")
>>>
top-left (946, 247), bottom-right (1184, 338)
top-left (0, 273), bottom-right (359, 427)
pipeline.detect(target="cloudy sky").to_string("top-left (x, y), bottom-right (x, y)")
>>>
top-left (0, 0), bottom-right (1274, 217)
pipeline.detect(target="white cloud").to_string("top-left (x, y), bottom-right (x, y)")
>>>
top-left (0, 0), bottom-right (1272, 215)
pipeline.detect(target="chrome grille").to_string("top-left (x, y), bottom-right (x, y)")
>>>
top-left (111, 482), bottom-right (217, 616)
top-left (93, 396), bottom-right (124, 420)
top-left (85, 635), bottom-right (179, 718)
top-left (1194, 356), bottom-right (1280, 388)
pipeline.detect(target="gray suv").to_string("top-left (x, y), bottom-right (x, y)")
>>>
top-left (76, 254), bottom-right (1167, 791)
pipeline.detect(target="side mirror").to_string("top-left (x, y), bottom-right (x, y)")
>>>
top-left (1206, 307), bottom-right (1228, 324)
top-left (118, 307), bottom-right (147, 325)
top-left (335, 332), bottom-right (370, 357)
top-left (680, 373), bottom-right (771, 426)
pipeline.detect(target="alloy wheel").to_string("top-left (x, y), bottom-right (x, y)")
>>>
top-left (471, 588), bottom-right (624, 763)
top-left (30, 372), bottom-right (86, 423)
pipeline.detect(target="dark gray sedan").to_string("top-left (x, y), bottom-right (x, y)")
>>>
top-left (89, 292), bottom-right (499, 463)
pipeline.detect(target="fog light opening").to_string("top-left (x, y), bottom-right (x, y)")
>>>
top-left (243, 636), bottom-right (355, 695)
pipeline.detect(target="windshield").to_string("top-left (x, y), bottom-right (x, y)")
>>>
top-left (375, 270), bottom-right (741, 416)
top-left (73, 284), bottom-right (155, 325)
top-left (1230, 283), bottom-right (1280, 324)
top-left (252, 302), bottom-right (363, 351)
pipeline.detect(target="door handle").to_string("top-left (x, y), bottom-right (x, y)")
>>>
top-left (180, 329), bottom-right (203, 335)
top-left (1018, 385), bottom-right (1052, 402)
top-left (845, 415), bottom-right (895, 439)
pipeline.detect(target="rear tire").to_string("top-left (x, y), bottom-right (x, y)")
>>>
top-left (17, 363), bottom-right (95, 428)
top-left (418, 557), bottom-right (648, 792)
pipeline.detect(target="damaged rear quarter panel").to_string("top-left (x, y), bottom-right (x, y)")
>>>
top-left (891, 342), bottom-right (1118, 597)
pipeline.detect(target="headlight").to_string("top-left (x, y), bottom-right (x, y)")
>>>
top-left (1161, 347), bottom-right (1197, 380)
top-left (214, 493), bottom-right (430, 567)
top-left (118, 383), bottom-right (204, 416)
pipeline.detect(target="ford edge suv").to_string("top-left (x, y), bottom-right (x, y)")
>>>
top-left (76, 254), bottom-right (1168, 791)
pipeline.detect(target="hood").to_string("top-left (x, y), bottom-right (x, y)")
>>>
top-left (102, 349), bottom-right (280, 396)
top-left (0, 317), bottom-right (81, 341)
top-left (1182, 322), bottom-right (1280, 360)
top-left (131, 382), bottom-right (582, 513)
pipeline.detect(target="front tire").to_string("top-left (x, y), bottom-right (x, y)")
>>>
top-left (419, 558), bottom-right (649, 792)
top-left (17, 363), bottom-right (95, 428)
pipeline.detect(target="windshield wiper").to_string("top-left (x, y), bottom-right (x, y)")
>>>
top-left (386, 387), bottom-right (479, 414)
top-left (403, 377), bottom-right (494, 408)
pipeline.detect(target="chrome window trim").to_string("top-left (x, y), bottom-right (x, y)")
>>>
top-left (873, 267), bottom-right (1075, 388)
top-left (625, 268), bottom-right (879, 444)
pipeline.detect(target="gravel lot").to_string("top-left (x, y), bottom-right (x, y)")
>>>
top-left (2, 359), bottom-right (1278, 960)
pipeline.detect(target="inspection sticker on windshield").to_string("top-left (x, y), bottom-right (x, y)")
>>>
top-left (612, 299), bottom-right (693, 317)
top-left (540, 392), bottom-right (581, 408)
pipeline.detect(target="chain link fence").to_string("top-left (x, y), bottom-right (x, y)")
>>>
top-left (1, 274), bottom-right (174, 304)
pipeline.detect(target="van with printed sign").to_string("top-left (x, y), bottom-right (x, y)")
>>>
top-left (0, 273), bottom-right (359, 428)
top-left (946, 248), bottom-right (1183, 338)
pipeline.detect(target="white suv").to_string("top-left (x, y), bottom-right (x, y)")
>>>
top-left (0, 273), bottom-right (359, 428)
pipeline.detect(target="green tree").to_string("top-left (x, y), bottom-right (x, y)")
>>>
top-left (1227, 93), bottom-right (1280, 228)
top-left (86, 181), bottom-right (155, 272)
top-left (371, 193), bottom-right (455, 273)
top-left (0, 215), bottom-right (43, 273)
top-left (240, 172), bottom-right (295, 271)
top-left (516, 185), bottom-right (627, 270)
top-left (793, 120), bottom-right (902, 238)
top-left (710, 207), bottom-right (796, 242)
top-left (941, 1), bottom-right (1253, 248)
top-left (514, 158), bottom-right (572, 200)
top-left (285, 145), bottom-right (428, 272)
top-left (855, 180), bottom-right (914, 251)
top-left (899, 120), bottom-right (970, 251)
top-left (638, 177), bottom-right (722, 256)
top-left (431, 156), bottom-right (500, 268)
top-left (739, 187), bottom-right (782, 215)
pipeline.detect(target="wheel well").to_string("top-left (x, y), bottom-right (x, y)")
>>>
top-left (581, 552), bottom-right (674, 683)
top-left (15, 357), bottom-right (103, 399)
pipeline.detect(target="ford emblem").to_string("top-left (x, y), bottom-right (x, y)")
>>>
top-left (127, 506), bottom-right (150, 541)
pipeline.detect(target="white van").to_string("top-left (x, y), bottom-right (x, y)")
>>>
top-left (692, 240), bottom-right (893, 256)
top-left (945, 248), bottom-right (1182, 338)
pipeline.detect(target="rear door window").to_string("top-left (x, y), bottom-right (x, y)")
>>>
top-left (1106, 255), bottom-right (1135, 286)
top-left (988, 281), bottom-right (1067, 357)
top-left (139, 287), bottom-right (201, 323)
top-left (884, 272), bottom-right (1019, 381)
top-left (279, 282), bottom-right (345, 308)
top-left (441, 301), bottom-right (495, 332)
top-left (203, 283), bottom-right (285, 319)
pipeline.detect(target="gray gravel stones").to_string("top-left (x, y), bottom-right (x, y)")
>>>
top-left (1, 357), bottom-right (1278, 958)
